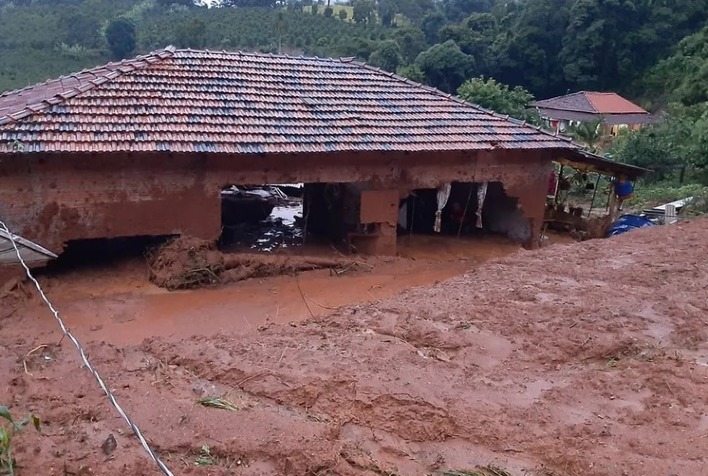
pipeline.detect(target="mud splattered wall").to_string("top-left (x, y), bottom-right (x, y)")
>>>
top-left (0, 154), bottom-right (218, 252)
top-left (0, 149), bottom-right (559, 254)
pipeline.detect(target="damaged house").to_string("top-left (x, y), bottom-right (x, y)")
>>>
top-left (0, 47), bottom-right (580, 262)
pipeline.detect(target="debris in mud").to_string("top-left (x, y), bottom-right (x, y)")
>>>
top-left (197, 396), bottom-right (239, 412)
top-left (147, 236), bottom-right (366, 290)
top-left (146, 237), bottom-right (223, 290)
top-left (438, 467), bottom-right (512, 476)
top-left (101, 434), bottom-right (117, 456)
top-left (0, 276), bottom-right (31, 319)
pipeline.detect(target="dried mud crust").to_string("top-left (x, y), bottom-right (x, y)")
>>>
top-left (146, 236), bottom-right (365, 290)
top-left (1, 219), bottom-right (708, 475)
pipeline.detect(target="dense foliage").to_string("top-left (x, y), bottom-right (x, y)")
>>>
top-left (1, 0), bottom-right (707, 99)
top-left (611, 25), bottom-right (708, 181)
top-left (457, 76), bottom-right (537, 123)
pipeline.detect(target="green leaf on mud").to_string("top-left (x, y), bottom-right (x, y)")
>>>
top-left (0, 406), bottom-right (13, 424)
top-left (31, 416), bottom-right (41, 432)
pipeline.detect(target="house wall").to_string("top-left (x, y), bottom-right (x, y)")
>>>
top-left (0, 149), bottom-right (559, 255)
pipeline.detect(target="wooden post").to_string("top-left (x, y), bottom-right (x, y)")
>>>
top-left (554, 165), bottom-right (564, 206)
top-left (587, 173), bottom-right (602, 217)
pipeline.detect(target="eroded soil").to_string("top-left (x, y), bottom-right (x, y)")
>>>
top-left (1, 225), bottom-right (707, 476)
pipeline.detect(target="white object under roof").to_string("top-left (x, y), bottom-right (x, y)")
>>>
top-left (652, 197), bottom-right (693, 212)
top-left (0, 228), bottom-right (57, 266)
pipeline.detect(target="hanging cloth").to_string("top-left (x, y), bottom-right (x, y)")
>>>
top-left (434, 183), bottom-right (451, 233)
top-left (398, 201), bottom-right (408, 230)
top-left (475, 182), bottom-right (488, 228)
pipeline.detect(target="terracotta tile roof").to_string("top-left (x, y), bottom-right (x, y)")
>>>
top-left (0, 47), bottom-right (575, 154)
top-left (532, 91), bottom-right (648, 115)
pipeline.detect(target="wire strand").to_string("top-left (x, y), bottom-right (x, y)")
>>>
top-left (0, 220), bottom-right (174, 476)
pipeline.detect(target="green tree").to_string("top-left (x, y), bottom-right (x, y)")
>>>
top-left (105, 18), bottom-right (136, 59)
top-left (493, 0), bottom-right (570, 97)
top-left (60, 9), bottom-right (101, 48)
top-left (353, 0), bottom-right (376, 24)
top-left (338, 9), bottom-right (348, 20)
top-left (439, 12), bottom-right (498, 75)
top-left (368, 40), bottom-right (402, 72)
top-left (397, 64), bottom-right (425, 83)
top-left (323, 6), bottom-right (333, 17)
top-left (392, 26), bottom-right (426, 63)
top-left (645, 25), bottom-right (708, 108)
top-left (457, 76), bottom-right (537, 122)
top-left (377, 0), bottom-right (397, 26)
top-left (174, 18), bottom-right (207, 48)
top-left (415, 40), bottom-right (475, 92)
top-left (421, 11), bottom-right (446, 44)
top-left (612, 104), bottom-right (708, 179)
top-left (441, 0), bottom-right (493, 22)
top-left (566, 118), bottom-right (604, 152)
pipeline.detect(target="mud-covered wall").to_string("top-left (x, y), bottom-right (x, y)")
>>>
top-left (482, 182), bottom-right (530, 243)
top-left (0, 149), bottom-right (557, 253)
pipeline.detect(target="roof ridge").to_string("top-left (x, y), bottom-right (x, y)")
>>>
top-left (582, 91), bottom-right (601, 113)
top-left (350, 60), bottom-right (576, 147)
top-left (0, 47), bottom-right (176, 126)
top-left (173, 47), bottom-right (344, 64)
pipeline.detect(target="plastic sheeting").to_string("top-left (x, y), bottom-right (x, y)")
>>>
top-left (434, 183), bottom-right (451, 233)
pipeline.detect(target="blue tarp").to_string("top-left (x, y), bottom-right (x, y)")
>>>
top-left (606, 214), bottom-right (655, 237)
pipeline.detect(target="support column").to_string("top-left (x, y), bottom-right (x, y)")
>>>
top-left (353, 189), bottom-right (399, 255)
top-left (508, 172), bottom-right (549, 251)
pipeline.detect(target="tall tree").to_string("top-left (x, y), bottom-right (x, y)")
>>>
top-left (441, 0), bottom-right (492, 22)
top-left (105, 18), bottom-right (136, 59)
top-left (392, 26), bottom-right (426, 63)
top-left (368, 40), bottom-right (403, 72)
top-left (415, 40), bottom-right (476, 92)
top-left (174, 18), bottom-right (207, 48)
top-left (457, 76), bottom-right (538, 122)
top-left (421, 11), bottom-right (446, 44)
top-left (352, 0), bottom-right (376, 24)
top-left (493, 0), bottom-right (570, 98)
top-left (567, 118), bottom-right (604, 152)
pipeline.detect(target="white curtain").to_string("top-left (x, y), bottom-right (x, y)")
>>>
top-left (434, 183), bottom-right (451, 233)
top-left (398, 202), bottom-right (408, 230)
top-left (476, 182), bottom-right (488, 228)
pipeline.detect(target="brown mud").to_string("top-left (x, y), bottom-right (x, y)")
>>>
top-left (1, 226), bottom-right (707, 475)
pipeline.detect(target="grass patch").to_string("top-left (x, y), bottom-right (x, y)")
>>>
top-left (197, 396), bottom-right (239, 412)
top-left (628, 182), bottom-right (707, 208)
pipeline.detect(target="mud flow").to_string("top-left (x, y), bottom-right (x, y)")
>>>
top-left (2, 207), bottom-right (707, 476)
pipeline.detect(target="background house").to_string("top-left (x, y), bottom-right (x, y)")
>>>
top-left (532, 91), bottom-right (653, 137)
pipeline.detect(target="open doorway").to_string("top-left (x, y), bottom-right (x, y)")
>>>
top-left (219, 184), bottom-right (305, 253)
top-left (398, 182), bottom-right (530, 243)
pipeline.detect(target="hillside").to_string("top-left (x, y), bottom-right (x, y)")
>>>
top-left (1, 0), bottom-right (707, 102)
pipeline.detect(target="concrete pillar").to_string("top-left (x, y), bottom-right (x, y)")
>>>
top-left (508, 173), bottom-right (548, 251)
top-left (355, 189), bottom-right (399, 255)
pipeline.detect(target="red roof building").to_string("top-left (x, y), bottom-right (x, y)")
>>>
top-left (0, 47), bottom-right (580, 257)
top-left (532, 91), bottom-right (652, 134)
